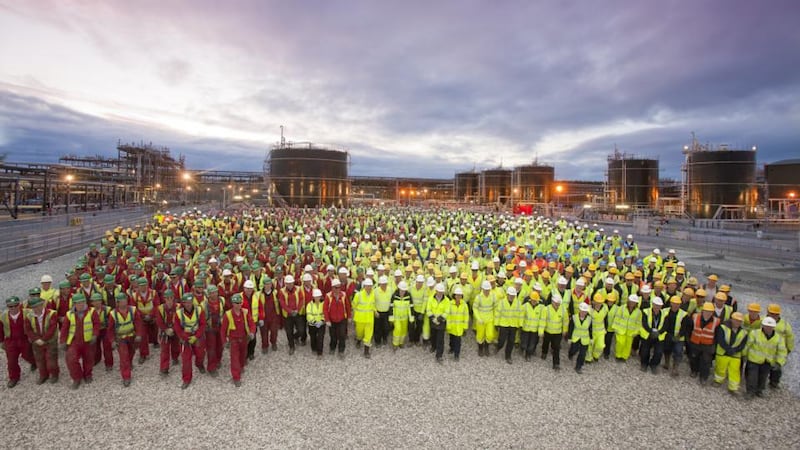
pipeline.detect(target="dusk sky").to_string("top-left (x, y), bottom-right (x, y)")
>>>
top-left (1, 1), bottom-right (798, 180)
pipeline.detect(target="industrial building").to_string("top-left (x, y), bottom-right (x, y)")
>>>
top-left (2, 135), bottom-right (799, 223)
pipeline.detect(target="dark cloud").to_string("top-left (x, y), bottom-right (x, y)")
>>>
top-left (2, 1), bottom-right (799, 181)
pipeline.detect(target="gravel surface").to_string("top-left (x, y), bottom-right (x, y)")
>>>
top-left (1, 232), bottom-right (800, 448)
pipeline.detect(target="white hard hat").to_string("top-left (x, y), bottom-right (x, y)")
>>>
top-left (362, 278), bottom-right (374, 287)
top-left (668, 249), bottom-right (676, 254)
top-left (243, 280), bottom-right (255, 289)
top-left (366, 268), bottom-right (375, 276)
top-left (394, 269), bottom-right (402, 277)
top-left (557, 276), bottom-right (568, 285)
top-left (304, 265), bottom-right (313, 272)
top-left (302, 273), bottom-right (313, 282)
top-left (653, 248), bottom-right (661, 255)
top-left (416, 275), bottom-right (425, 283)
top-left (578, 302), bottom-right (590, 312)
top-left (331, 279), bottom-right (341, 287)
top-left (435, 283), bottom-right (446, 293)
top-left (576, 278), bottom-right (586, 287)
top-left (641, 285), bottom-right (652, 294)
top-left (762, 317), bottom-right (777, 327)
top-left (235, 256), bottom-right (244, 263)
top-left (513, 278), bottom-right (523, 285)
top-left (426, 277), bottom-right (436, 288)
top-left (506, 287), bottom-right (517, 296)
top-left (40, 275), bottom-right (53, 283)
top-left (284, 275), bottom-right (295, 284)
top-left (652, 297), bottom-right (663, 306)
top-left (222, 269), bottom-right (233, 277)
top-left (454, 287), bottom-right (463, 296)
top-left (552, 294), bottom-right (562, 303)
top-left (608, 262), bottom-right (617, 268)
top-left (312, 289), bottom-right (322, 298)
top-left (327, 264), bottom-right (335, 271)
top-left (338, 267), bottom-right (349, 275)
top-left (378, 275), bottom-right (388, 284)
top-left (605, 277), bottom-right (615, 284)
top-left (208, 258), bottom-right (218, 264)
top-left (519, 261), bottom-right (527, 267)
top-left (398, 281), bottom-right (408, 291)
top-left (497, 271), bottom-right (507, 278)
top-left (449, 266), bottom-right (458, 273)
top-left (626, 234), bottom-right (633, 239)
top-left (481, 281), bottom-right (492, 290)
top-left (533, 283), bottom-right (542, 291)
top-left (377, 264), bottom-right (386, 271)
top-left (628, 294), bottom-right (640, 304)
top-left (471, 262), bottom-right (480, 270)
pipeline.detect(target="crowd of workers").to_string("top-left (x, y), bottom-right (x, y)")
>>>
top-left (0, 207), bottom-right (794, 397)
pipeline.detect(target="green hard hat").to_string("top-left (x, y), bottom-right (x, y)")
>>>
top-left (90, 292), bottom-right (103, 302)
top-left (115, 292), bottom-right (128, 301)
top-left (72, 293), bottom-right (87, 303)
top-left (181, 293), bottom-right (194, 303)
top-left (231, 293), bottom-right (243, 304)
top-left (104, 275), bottom-right (115, 284)
top-left (28, 287), bottom-right (41, 296)
top-left (27, 297), bottom-right (43, 307)
top-left (79, 273), bottom-right (91, 281)
top-left (59, 281), bottom-right (71, 289)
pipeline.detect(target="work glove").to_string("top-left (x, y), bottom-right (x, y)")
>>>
top-left (374, 311), bottom-right (379, 318)
top-left (258, 320), bottom-right (264, 327)
top-left (325, 322), bottom-right (332, 327)
top-left (134, 336), bottom-right (142, 343)
top-left (34, 339), bottom-right (45, 346)
top-left (166, 329), bottom-right (174, 336)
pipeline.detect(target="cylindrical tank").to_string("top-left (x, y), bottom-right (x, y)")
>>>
top-left (268, 144), bottom-right (350, 207)
top-left (455, 172), bottom-right (479, 202)
top-left (512, 164), bottom-right (554, 203)
top-left (607, 157), bottom-right (659, 207)
top-left (687, 149), bottom-right (756, 218)
top-left (765, 159), bottom-right (800, 199)
top-left (479, 169), bottom-right (511, 204)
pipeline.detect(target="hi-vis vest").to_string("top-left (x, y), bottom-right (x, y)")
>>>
top-left (352, 289), bottom-right (376, 323)
top-left (409, 285), bottom-right (428, 314)
top-left (177, 307), bottom-right (202, 335)
top-left (571, 313), bottom-right (592, 345)
top-left (135, 290), bottom-right (155, 315)
top-left (640, 308), bottom-right (667, 341)
top-left (28, 310), bottom-right (57, 340)
top-left (689, 314), bottom-right (720, 345)
top-left (225, 309), bottom-right (251, 333)
top-left (375, 287), bottom-right (393, 312)
top-left (306, 301), bottom-right (325, 324)
top-left (715, 325), bottom-right (747, 358)
top-left (112, 307), bottom-right (136, 338)
top-left (66, 309), bottom-right (95, 345)
top-left (590, 305), bottom-right (608, 334)
top-left (473, 292), bottom-right (495, 324)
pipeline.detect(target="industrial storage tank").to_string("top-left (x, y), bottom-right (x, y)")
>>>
top-left (686, 145), bottom-right (757, 218)
top-left (479, 169), bottom-right (511, 204)
top-left (512, 163), bottom-right (554, 203)
top-left (765, 159), bottom-right (800, 199)
top-left (454, 171), bottom-right (479, 202)
top-left (268, 142), bottom-right (350, 207)
top-left (606, 152), bottom-right (659, 208)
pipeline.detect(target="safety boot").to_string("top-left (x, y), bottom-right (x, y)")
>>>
top-left (364, 346), bottom-right (371, 359)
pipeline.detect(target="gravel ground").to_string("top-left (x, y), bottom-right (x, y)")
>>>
top-left (1, 240), bottom-right (800, 448)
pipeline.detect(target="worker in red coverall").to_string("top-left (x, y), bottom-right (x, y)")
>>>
top-left (260, 277), bottom-right (283, 352)
top-left (324, 279), bottom-right (351, 358)
top-left (221, 293), bottom-right (256, 387)
top-left (59, 293), bottom-right (100, 389)
top-left (24, 296), bottom-right (60, 384)
top-left (154, 290), bottom-right (180, 375)
top-left (174, 293), bottom-right (206, 389)
top-left (203, 285), bottom-right (225, 377)
top-left (90, 293), bottom-right (114, 371)
top-left (2, 296), bottom-right (36, 388)
top-left (132, 277), bottom-right (158, 364)
top-left (106, 293), bottom-right (144, 387)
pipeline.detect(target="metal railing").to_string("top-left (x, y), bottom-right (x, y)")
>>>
top-left (0, 206), bottom-right (159, 272)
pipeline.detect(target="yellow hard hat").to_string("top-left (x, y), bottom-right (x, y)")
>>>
top-left (719, 285), bottom-right (731, 292)
top-left (669, 296), bottom-right (682, 305)
top-left (624, 273), bottom-right (634, 280)
top-left (530, 291), bottom-right (540, 301)
top-left (768, 304), bottom-right (781, 314)
top-left (731, 312), bottom-right (744, 321)
top-left (747, 303), bottom-right (761, 313)
top-left (634, 270), bottom-right (643, 277)
top-left (683, 287), bottom-right (695, 296)
top-left (714, 292), bottom-right (727, 302)
top-left (695, 288), bottom-right (706, 297)
top-left (667, 278), bottom-right (677, 285)
top-left (708, 274), bottom-right (718, 281)
top-left (588, 264), bottom-right (597, 271)
top-left (654, 280), bottom-right (664, 288)
top-left (609, 267), bottom-right (619, 275)
top-left (606, 292), bottom-right (619, 303)
top-left (506, 263), bottom-right (515, 271)
top-left (593, 292), bottom-right (605, 303)
top-left (702, 303), bottom-right (715, 312)
top-left (548, 261), bottom-right (557, 269)
top-left (565, 266), bottom-right (575, 273)
top-left (676, 267), bottom-right (686, 274)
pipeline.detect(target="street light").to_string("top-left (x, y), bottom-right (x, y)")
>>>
top-left (65, 174), bottom-right (74, 212)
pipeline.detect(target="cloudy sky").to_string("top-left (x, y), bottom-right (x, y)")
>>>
top-left (1, 1), bottom-right (798, 180)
